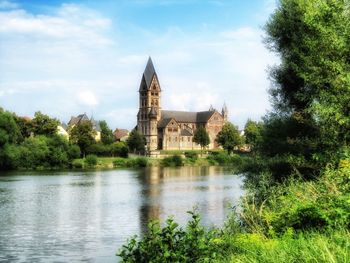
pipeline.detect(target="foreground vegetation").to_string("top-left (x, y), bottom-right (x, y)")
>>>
top-left (118, 0), bottom-right (350, 262)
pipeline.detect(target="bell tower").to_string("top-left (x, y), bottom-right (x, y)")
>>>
top-left (137, 57), bottom-right (161, 150)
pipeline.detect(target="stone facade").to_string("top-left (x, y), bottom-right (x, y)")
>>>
top-left (137, 57), bottom-right (228, 152)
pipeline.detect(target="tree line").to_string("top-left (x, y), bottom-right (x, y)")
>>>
top-left (0, 109), bottom-right (129, 170)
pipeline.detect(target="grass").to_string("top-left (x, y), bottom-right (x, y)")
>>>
top-left (217, 230), bottom-right (350, 263)
top-left (73, 155), bottom-right (222, 168)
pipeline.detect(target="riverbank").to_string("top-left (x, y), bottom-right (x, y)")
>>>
top-left (118, 165), bottom-right (350, 262)
top-left (71, 151), bottom-right (249, 170)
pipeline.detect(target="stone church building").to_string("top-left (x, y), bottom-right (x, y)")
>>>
top-left (137, 57), bottom-right (228, 151)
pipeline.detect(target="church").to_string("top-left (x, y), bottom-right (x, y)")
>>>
top-left (137, 57), bottom-right (228, 152)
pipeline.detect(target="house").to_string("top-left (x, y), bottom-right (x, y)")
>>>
top-left (113, 128), bottom-right (129, 142)
top-left (67, 113), bottom-right (101, 141)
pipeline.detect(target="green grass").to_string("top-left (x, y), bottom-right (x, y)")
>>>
top-left (217, 230), bottom-right (350, 263)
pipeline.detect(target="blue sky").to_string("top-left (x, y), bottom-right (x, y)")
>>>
top-left (0, 0), bottom-right (278, 130)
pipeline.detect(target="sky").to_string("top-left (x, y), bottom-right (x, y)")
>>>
top-left (0, 0), bottom-right (279, 130)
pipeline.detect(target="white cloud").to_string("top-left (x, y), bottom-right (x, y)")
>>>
top-left (77, 90), bottom-right (98, 107)
top-left (0, 4), bottom-right (112, 45)
top-left (0, 0), bottom-right (18, 9)
top-left (0, 1), bottom-right (278, 129)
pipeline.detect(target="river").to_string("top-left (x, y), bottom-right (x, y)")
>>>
top-left (0, 166), bottom-right (244, 262)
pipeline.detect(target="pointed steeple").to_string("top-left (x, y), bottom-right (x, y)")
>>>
top-left (209, 105), bottom-right (214, 111)
top-left (143, 57), bottom-right (157, 89)
top-left (222, 102), bottom-right (228, 122)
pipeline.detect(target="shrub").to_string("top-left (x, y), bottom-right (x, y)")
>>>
top-left (126, 157), bottom-right (148, 168)
top-left (113, 158), bottom-right (127, 167)
top-left (184, 151), bottom-right (198, 161)
top-left (117, 211), bottom-right (220, 262)
top-left (85, 154), bottom-right (98, 167)
top-left (111, 142), bottom-right (129, 158)
top-left (161, 155), bottom-right (184, 167)
top-left (72, 159), bottom-right (83, 169)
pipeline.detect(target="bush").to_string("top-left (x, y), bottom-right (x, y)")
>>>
top-left (184, 151), bottom-right (198, 161)
top-left (111, 142), bottom-right (129, 158)
top-left (85, 154), bottom-right (98, 167)
top-left (126, 157), bottom-right (148, 168)
top-left (117, 211), bottom-right (220, 262)
top-left (113, 158), bottom-right (127, 167)
top-left (161, 155), bottom-right (184, 167)
top-left (72, 159), bottom-right (83, 169)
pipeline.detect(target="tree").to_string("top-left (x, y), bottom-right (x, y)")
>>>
top-left (69, 121), bottom-right (96, 157)
top-left (0, 109), bottom-right (20, 147)
top-left (193, 126), bottom-right (210, 154)
top-left (31, 111), bottom-right (59, 136)
top-left (264, 0), bottom-right (350, 168)
top-left (127, 129), bottom-right (146, 154)
top-left (244, 120), bottom-right (263, 151)
top-left (99, 120), bottom-right (115, 145)
top-left (0, 109), bottom-right (21, 170)
top-left (216, 123), bottom-right (242, 154)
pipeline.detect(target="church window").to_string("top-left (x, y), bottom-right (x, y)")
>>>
top-left (173, 128), bottom-right (178, 132)
top-left (175, 137), bottom-right (177, 142)
top-left (188, 137), bottom-right (190, 142)
top-left (169, 137), bottom-right (171, 142)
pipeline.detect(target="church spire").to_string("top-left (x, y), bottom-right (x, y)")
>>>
top-left (222, 102), bottom-right (228, 122)
top-left (143, 56), bottom-right (157, 90)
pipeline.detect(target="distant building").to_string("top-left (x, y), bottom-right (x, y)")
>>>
top-left (67, 113), bottom-right (101, 141)
top-left (137, 57), bottom-right (228, 151)
top-left (57, 122), bottom-right (69, 139)
top-left (113, 128), bottom-right (129, 142)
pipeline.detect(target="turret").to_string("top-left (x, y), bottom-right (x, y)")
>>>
top-left (222, 103), bottom-right (228, 122)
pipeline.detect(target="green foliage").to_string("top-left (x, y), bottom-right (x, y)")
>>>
top-left (126, 157), bottom-right (148, 168)
top-left (72, 159), bottom-right (83, 169)
top-left (118, 211), bottom-right (220, 263)
top-left (69, 121), bottom-right (96, 156)
top-left (84, 154), bottom-right (98, 167)
top-left (261, 0), bottom-right (350, 174)
top-left (161, 155), bottom-right (184, 167)
top-left (0, 109), bottom-right (20, 146)
top-left (99, 120), bottom-right (115, 145)
top-left (218, 230), bottom-right (350, 263)
top-left (216, 123), bottom-right (243, 154)
top-left (193, 126), bottom-right (210, 151)
top-left (184, 151), bottom-right (198, 162)
top-left (14, 116), bottom-right (32, 141)
top-left (67, 144), bottom-right (81, 160)
top-left (244, 119), bottom-right (263, 151)
top-left (113, 158), bottom-right (127, 167)
top-left (111, 142), bottom-right (128, 158)
top-left (112, 157), bottom-right (148, 168)
top-left (127, 129), bottom-right (146, 154)
top-left (31, 111), bottom-right (59, 136)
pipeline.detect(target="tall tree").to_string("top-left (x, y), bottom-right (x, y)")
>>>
top-left (127, 129), bottom-right (146, 154)
top-left (216, 123), bottom-right (242, 154)
top-left (244, 120), bottom-right (263, 152)
top-left (31, 111), bottom-right (59, 136)
top-left (193, 126), bottom-right (210, 154)
top-left (99, 120), bottom-right (115, 145)
top-left (264, 0), bottom-right (350, 165)
top-left (69, 121), bottom-right (96, 157)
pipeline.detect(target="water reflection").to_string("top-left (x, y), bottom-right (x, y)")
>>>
top-left (0, 167), bottom-right (244, 262)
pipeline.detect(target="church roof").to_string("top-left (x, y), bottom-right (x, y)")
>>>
top-left (143, 57), bottom-right (156, 89)
top-left (160, 110), bottom-right (216, 124)
top-left (157, 118), bottom-right (173, 128)
top-left (181, 129), bottom-right (193, 136)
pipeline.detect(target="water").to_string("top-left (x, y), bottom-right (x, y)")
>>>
top-left (0, 166), bottom-right (244, 262)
